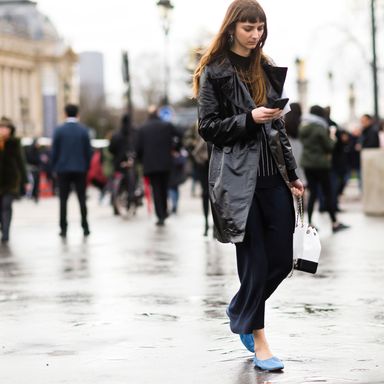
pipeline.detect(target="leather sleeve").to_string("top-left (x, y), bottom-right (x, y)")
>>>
top-left (275, 118), bottom-right (297, 171)
top-left (197, 69), bottom-right (248, 147)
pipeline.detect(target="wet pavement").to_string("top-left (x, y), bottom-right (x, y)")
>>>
top-left (0, 180), bottom-right (383, 384)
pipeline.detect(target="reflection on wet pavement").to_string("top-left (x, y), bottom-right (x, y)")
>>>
top-left (0, 185), bottom-right (383, 383)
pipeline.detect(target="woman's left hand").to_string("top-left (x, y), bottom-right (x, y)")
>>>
top-left (290, 179), bottom-right (304, 197)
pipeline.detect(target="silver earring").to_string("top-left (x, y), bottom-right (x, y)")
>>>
top-left (228, 34), bottom-right (234, 45)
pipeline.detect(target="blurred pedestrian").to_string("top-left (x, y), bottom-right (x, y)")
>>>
top-left (25, 138), bottom-right (42, 202)
top-left (345, 126), bottom-right (362, 190)
top-left (39, 143), bottom-right (56, 195)
top-left (320, 106), bottom-right (348, 213)
top-left (284, 102), bottom-right (305, 183)
top-left (136, 106), bottom-right (176, 226)
top-left (354, 114), bottom-right (380, 192)
top-left (87, 147), bottom-right (107, 201)
top-left (109, 114), bottom-right (140, 215)
top-left (331, 128), bottom-right (351, 211)
top-left (183, 122), bottom-right (210, 236)
top-left (0, 117), bottom-right (29, 244)
top-left (168, 136), bottom-right (188, 214)
top-left (100, 130), bottom-right (115, 204)
top-left (193, 0), bottom-right (304, 371)
top-left (357, 114), bottom-right (380, 150)
top-left (379, 120), bottom-right (384, 148)
top-left (52, 104), bottom-right (92, 238)
top-left (299, 105), bottom-right (349, 232)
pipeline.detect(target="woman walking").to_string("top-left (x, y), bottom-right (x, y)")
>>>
top-left (0, 118), bottom-right (29, 244)
top-left (193, 0), bottom-right (304, 371)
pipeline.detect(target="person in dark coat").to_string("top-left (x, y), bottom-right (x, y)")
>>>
top-left (193, 0), bottom-right (304, 371)
top-left (183, 122), bottom-right (210, 236)
top-left (136, 106), bottom-right (176, 226)
top-left (168, 135), bottom-right (187, 214)
top-left (353, 114), bottom-right (380, 191)
top-left (52, 104), bottom-right (92, 238)
top-left (109, 114), bottom-right (137, 173)
top-left (358, 114), bottom-right (380, 149)
top-left (108, 114), bottom-right (139, 215)
top-left (331, 128), bottom-right (351, 211)
top-left (25, 138), bottom-right (42, 202)
top-left (0, 117), bottom-right (29, 243)
top-left (284, 102), bottom-right (305, 183)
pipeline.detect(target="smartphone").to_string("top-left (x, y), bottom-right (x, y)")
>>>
top-left (266, 98), bottom-right (289, 110)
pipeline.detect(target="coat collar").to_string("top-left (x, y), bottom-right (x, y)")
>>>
top-left (208, 54), bottom-right (288, 98)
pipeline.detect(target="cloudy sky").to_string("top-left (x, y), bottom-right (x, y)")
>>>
top-left (37, 0), bottom-right (383, 124)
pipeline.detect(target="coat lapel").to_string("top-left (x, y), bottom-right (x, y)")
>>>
top-left (209, 56), bottom-right (287, 117)
top-left (220, 75), bottom-right (256, 112)
top-left (263, 64), bottom-right (287, 97)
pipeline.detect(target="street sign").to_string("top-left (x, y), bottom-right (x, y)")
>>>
top-left (158, 105), bottom-right (174, 122)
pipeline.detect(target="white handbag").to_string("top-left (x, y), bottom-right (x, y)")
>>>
top-left (292, 196), bottom-right (321, 274)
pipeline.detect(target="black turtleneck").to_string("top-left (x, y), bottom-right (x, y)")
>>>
top-left (228, 50), bottom-right (252, 72)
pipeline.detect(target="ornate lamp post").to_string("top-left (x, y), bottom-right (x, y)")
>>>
top-left (295, 57), bottom-right (308, 114)
top-left (156, 0), bottom-right (174, 105)
top-left (122, 50), bottom-right (133, 117)
top-left (370, 0), bottom-right (379, 120)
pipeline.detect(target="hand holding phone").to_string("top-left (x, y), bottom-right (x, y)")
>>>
top-left (266, 98), bottom-right (289, 110)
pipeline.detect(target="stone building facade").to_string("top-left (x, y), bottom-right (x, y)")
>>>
top-left (0, 0), bottom-right (78, 137)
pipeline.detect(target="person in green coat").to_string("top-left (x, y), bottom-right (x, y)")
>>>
top-left (299, 105), bottom-right (348, 233)
top-left (0, 117), bottom-right (29, 243)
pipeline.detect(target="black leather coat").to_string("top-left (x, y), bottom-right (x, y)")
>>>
top-left (198, 55), bottom-right (297, 243)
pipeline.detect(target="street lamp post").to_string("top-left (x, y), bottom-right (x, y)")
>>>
top-left (122, 50), bottom-right (133, 117)
top-left (295, 57), bottom-right (308, 113)
top-left (370, 0), bottom-right (379, 120)
top-left (156, 0), bottom-right (174, 106)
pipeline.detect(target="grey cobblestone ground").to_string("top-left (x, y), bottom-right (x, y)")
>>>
top-left (0, 180), bottom-right (383, 383)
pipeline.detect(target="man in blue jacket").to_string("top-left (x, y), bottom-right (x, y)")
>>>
top-left (52, 104), bottom-right (92, 237)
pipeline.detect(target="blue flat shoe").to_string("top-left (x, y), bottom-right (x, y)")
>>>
top-left (253, 356), bottom-right (284, 371)
top-left (239, 334), bottom-right (254, 353)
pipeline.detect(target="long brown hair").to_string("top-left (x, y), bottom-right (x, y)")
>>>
top-left (192, 0), bottom-right (268, 105)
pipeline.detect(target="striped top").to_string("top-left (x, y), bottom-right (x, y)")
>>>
top-left (258, 127), bottom-right (279, 178)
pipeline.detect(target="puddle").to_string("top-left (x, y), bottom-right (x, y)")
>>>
top-left (303, 304), bottom-right (337, 314)
top-left (138, 312), bottom-right (178, 321)
top-left (47, 350), bottom-right (78, 356)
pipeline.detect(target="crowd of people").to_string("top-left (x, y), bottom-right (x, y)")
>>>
top-left (0, 99), bottom-right (382, 245)
top-left (0, 102), bottom-right (209, 244)
top-left (285, 103), bottom-right (383, 232)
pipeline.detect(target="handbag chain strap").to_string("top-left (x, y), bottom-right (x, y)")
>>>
top-left (295, 195), bottom-right (304, 227)
top-left (289, 194), bottom-right (304, 278)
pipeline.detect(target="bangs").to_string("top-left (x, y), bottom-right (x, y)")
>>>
top-left (238, 5), bottom-right (266, 24)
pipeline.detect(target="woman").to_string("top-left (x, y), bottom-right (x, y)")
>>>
top-left (0, 118), bottom-right (29, 244)
top-left (193, 0), bottom-right (304, 371)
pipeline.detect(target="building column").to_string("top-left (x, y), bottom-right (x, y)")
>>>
top-left (30, 68), bottom-right (43, 136)
top-left (0, 66), bottom-right (4, 117)
top-left (20, 69), bottom-right (30, 136)
top-left (12, 68), bottom-right (21, 132)
top-left (3, 67), bottom-right (12, 117)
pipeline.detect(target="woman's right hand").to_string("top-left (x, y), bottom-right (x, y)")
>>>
top-left (251, 107), bottom-right (282, 124)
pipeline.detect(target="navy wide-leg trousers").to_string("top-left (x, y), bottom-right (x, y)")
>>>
top-left (227, 183), bottom-right (295, 334)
